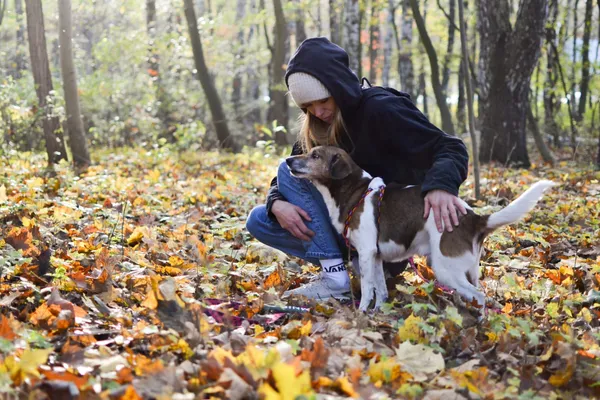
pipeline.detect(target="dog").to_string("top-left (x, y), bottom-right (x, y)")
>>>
top-left (286, 146), bottom-right (554, 312)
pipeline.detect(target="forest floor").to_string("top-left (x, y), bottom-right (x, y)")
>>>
top-left (0, 146), bottom-right (599, 399)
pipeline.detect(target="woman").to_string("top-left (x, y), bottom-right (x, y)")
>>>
top-left (246, 37), bottom-right (468, 300)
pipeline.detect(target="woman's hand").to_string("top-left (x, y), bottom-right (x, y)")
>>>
top-left (423, 190), bottom-right (468, 233)
top-left (271, 200), bottom-right (315, 241)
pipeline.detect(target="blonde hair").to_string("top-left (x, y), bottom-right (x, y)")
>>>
top-left (298, 108), bottom-right (349, 153)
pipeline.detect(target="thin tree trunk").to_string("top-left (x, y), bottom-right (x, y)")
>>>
top-left (409, 0), bottom-right (455, 134)
top-left (439, 0), bottom-right (456, 95)
top-left (344, 0), bottom-right (361, 75)
top-left (232, 0), bottom-right (246, 114)
top-left (267, 0), bottom-right (288, 144)
top-left (0, 0), bottom-right (6, 26)
top-left (330, 0), bottom-right (341, 45)
top-left (544, 0), bottom-right (561, 147)
top-left (25, 0), bottom-right (68, 164)
top-left (382, 0), bottom-right (394, 86)
top-left (458, 0), bottom-right (479, 198)
top-left (295, 0), bottom-right (306, 44)
top-left (245, 0), bottom-right (261, 126)
top-left (14, 0), bottom-right (27, 77)
top-left (398, 0), bottom-right (415, 98)
top-left (527, 100), bottom-right (556, 165)
top-left (59, 0), bottom-right (90, 169)
top-left (368, 1), bottom-right (380, 83)
top-left (457, 57), bottom-right (466, 133)
top-left (183, 0), bottom-right (238, 151)
top-left (577, 0), bottom-right (593, 120)
top-left (570, 0), bottom-right (579, 116)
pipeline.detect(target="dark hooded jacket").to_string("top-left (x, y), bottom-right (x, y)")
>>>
top-left (265, 37), bottom-right (468, 217)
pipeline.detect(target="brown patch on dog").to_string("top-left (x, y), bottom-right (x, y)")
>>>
top-left (439, 212), bottom-right (490, 257)
top-left (376, 184), bottom-right (426, 249)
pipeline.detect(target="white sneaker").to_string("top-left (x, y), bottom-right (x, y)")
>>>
top-left (283, 275), bottom-right (350, 300)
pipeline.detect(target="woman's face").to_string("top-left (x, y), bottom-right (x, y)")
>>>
top-left (303, 97), bottom-right (337, 124)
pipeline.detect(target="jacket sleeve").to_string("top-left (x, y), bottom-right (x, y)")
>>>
top-left (265, 141), bottom-right (304, 218)
top-left (371, 97), bottom-right (469, 196)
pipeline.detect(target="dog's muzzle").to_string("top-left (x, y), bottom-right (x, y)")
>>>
top-left (285, 156), bottom-right (308, 176)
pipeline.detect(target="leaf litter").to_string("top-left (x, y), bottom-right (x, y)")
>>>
top-left (0, 149), bottom-right (599, 399)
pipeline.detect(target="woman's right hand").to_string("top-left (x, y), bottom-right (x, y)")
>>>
top-left (271, 200), bottom-right (315, 241)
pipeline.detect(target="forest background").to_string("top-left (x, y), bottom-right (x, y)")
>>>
top-left (0, 0), bottom-right (600, 399)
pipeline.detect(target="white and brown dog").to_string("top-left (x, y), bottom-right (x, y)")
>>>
top-left (286, 146), bottom-right (554, 312)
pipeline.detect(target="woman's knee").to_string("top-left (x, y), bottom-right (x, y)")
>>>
top-left (245, 206), bottom-right (267, 239)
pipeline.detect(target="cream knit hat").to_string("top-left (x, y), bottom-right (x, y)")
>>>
top-left (287, 72), bottom-right (331, 107)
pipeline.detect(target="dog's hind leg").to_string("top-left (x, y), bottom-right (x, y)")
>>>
top-left (430, 252), bottom-right (485, 311)
top-left (373, 256), bottom-right (388, 309)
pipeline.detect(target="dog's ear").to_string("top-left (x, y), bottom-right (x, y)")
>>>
top-left (330, 153), bottom-right (351, 180)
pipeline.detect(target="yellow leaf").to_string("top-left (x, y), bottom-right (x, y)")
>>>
top-left (299, 320), bottom-right (312, 337)
top-left (12, 348), bottom-right (53, 383)
top-left (335, 376), bottom-right (359, 398)
top-left (209, 347), bottom-right (236, 366)
top-left (549, 362), bottom-right (574, 387)
top-left (397, 314), bottom-right (425, 343)
top-left (270, 361), bottom-right (313, 400)
top-left (127, 228), bottom-right (144, 245)
top-left (0, 185), bottom-right (8, 203)
top-left (580, 307), bottom-right (592, 323)
top-left (368, 357), bottom-right (402, 384)
top-left (147, 169), bottom-right (161, 184)
top-left (141, 287), bottom-right (157, 310)
top-left (21, 216), bottom-right (35, 228)
top-left (258, 382), bottom-right (282, 400)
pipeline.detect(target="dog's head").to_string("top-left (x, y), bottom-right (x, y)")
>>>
top-left (286, 146), bottom-right (358, 183)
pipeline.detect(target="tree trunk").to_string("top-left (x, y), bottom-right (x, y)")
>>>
top-left (245, 0), bottom-right (261, 126)
top-left (14, 0), bottom-right (27, 78)
top-left (183, 0), bottom-right (238, 151)
top-left (368, 1), bottom-right (380, 83)
top-left (0, 0), bottom-right (6, 26)
top-left (527, 101), bottom-right (556, 165)
top-left (25, 0), bottom-right (68, 164)
top-left (477, 0), bottom-right (547, 167)
top-left (456, 57), bottom-right (466, 133)
top-left (398, 0), bottom-right (415, 98)
top-left (440, 0), bottom-right (455, 95)
top-left (266, 0), bottom-right (288, 145)
top-left (544, 0), bottom-right (561, 147)
top-left (58, 0), bottom-right (90, 169)
top-left (381, 0), bottom-right (394, 86)
top-left (329, 0), bottom-right (341, 45)
top-left (577, 0), bottom-right (593, 120)
top-left (409, 0), bottom-right (455, 134)
top-left (570, 0), bottom-right (579, 116)
top-left (295, 0), bottom-right (306, 45)
top-left (344, 0), bottom-right (361, 75)
top-left (232, 0), bottom-right (246, 115)
top-left (458, 0), bottom-right (479, 198)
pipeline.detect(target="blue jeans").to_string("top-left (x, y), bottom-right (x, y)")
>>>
top-left (246, 161), bottom-right (347, 265)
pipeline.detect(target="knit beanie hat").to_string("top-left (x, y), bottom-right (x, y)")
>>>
top-left (287, 72), bottom-right (331, 107)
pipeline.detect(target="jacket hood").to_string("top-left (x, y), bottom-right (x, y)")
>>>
top-left (285, 37), bottom-right (363, 118)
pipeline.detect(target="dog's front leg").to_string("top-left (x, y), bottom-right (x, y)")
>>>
top-left (358, 251), bottom-right (378, 312)
top-left (373, 256), bottom-right (388, 309)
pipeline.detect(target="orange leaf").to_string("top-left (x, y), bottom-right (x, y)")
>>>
top-left (0, 315), bottom-right (17, 340)
top-left (119, 385), bottom-right (143, 400)
top-left (263, 269), bottom-right (283, 290)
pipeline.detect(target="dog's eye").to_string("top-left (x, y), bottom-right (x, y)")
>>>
top-left (311, 152), bottom-right (320, 159)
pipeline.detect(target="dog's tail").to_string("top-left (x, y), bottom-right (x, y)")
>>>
top-left (486, 180), bottom-right (556, 230)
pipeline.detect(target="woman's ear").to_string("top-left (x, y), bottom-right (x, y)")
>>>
top-left (329, 153), bottom-right (351, 180)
